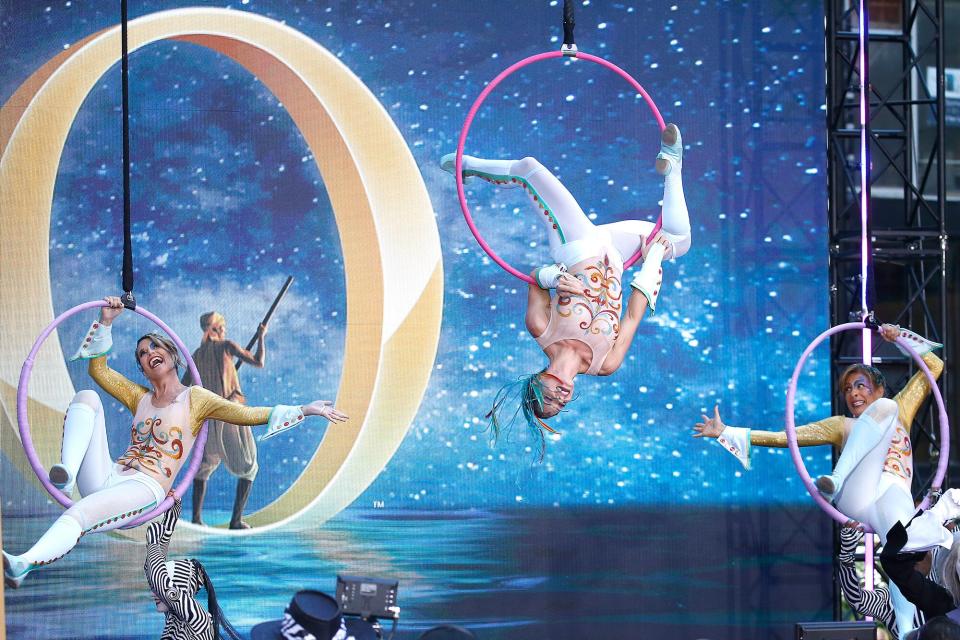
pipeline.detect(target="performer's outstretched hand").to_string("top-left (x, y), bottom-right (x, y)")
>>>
top-left (304, 400), bottom-right (348, 423)
top-left (99, 296), bottom-right (124, 325)
top-left (693, 405), bottom-right (725, 438)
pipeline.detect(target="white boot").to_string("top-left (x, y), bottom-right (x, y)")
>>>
top-left (3, 515), bottom-right (83, 588)
top-left (630, 242), bottom-right (665, 312)
top-left (655, 123), bottom-right (683, 176)
top-left (440, 153), bottom-right (520, 186)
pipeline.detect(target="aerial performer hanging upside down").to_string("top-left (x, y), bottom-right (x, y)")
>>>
top-left (2, 297), bottom-right (348, 589)
top-left (441, 124), bottom-right (691, 444)
top-left (694, 323), bottom-right (953, 637)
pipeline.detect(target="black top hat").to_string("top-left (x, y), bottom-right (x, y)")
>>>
top-left (251, 590), bottom-right (377, 640)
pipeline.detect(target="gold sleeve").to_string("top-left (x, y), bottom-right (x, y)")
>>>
top-left (748, 415), bottom-right (846, 448)
top-left (894, 352), bottom-right (944, 427)
top-left (188, 387), bottom-right (272, 436)
top-left (88, 356), bottom-right (147, 413)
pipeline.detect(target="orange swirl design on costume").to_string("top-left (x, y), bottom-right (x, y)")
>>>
top-left (883, 424), bottom-right (913, 481)
top-left (558, 255), bottom-right (622, 337)
top-left (117, 418), bottom-right (184, 478)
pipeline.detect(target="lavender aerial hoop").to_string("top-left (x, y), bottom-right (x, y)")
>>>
top-left (455, 50), bottom-right (667, 284)
top-left (785, 322), bottom-right (949, 529)
top-left (16, 299), bottom-right (206, 528)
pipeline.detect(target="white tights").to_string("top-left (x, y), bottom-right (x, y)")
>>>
top-left (830, 397), bottom-right (957, 551)
top-left (828, 397), bottom-right (949, 638)
top-left (461, 156), bottom-right (691, 264)
top-left (4, 391), bottom-right (161, 581)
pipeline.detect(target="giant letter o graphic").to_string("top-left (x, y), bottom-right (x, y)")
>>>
top-left (0, 8), bottom-right (443, 536)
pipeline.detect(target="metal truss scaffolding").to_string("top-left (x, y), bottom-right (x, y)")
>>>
top-left (825, 0), bottom-right (948, 619)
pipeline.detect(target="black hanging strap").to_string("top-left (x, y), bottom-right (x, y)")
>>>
top-left (561, 0), bottom-right (577, 55)
top-left (120, 0), bottom-right (136, 309)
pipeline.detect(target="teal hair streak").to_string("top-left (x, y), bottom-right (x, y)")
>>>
top-left (486, 373), bottom-right (549, 459)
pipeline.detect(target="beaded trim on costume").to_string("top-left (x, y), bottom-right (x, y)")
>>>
top-left (464, 169), bottom-right (567, 243)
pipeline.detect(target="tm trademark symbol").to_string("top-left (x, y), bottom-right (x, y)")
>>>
top-left (373, 500), bottom-right (385, 509)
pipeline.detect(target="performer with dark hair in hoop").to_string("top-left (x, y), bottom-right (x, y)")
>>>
top-left (441, 124), bottom-right (691, 448)
top-left (3, 296), bottom-right (347, 588)
top-left (693, 322), bottom-right (948, 638)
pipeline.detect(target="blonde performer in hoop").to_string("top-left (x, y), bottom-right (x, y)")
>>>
top-left (3, 297), bottom-right (347, 588)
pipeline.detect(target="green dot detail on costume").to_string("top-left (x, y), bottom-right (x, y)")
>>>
top-left (463, 170), bottom-right (566, 244)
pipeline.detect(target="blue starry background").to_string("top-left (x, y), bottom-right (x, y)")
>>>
top-left (0, 0), bottom-right (833, 514)
top-left (1, 2), bottom-right (840, 637)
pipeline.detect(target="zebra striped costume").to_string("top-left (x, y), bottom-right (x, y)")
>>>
top-left (838, 528), bottom-right (923, 636)
top-left (145, 498), bottom-right (215, 640)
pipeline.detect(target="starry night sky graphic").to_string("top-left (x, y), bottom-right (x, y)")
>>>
top-left (2, 0), bottom-right (833, 514)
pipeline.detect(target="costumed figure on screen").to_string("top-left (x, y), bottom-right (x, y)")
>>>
top-left (2, 296), bottom-right (348, 588)
top-left (694, 323), bottom-right (951, 638)
top-left (183, 311), bottom-right (267, 529)
top-left (441, 124), bottom-right (692, 450)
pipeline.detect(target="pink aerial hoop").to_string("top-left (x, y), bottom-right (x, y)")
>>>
top-left (785, 322), bottom-right (949, 529)
top-left (456, 50), bottom-right (667, 284)
top-left (16, 300), bottom-right (207, 528)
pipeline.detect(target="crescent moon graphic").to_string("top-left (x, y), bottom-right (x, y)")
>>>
top-left (0, 8), bottom-right (443, 537)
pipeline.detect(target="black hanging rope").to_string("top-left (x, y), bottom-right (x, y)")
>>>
top-left (120, 0), bottom-right (136, 309)
top-left (562, 0), bottom-right (576, 54)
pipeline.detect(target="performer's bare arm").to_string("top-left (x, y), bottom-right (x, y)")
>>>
top-left (693, 406), bottom-right (845, 448)
top-left (228, 323), bottom-right (267, 368)
top-left (525, 273), bottom-right (552, 338)
top-left (598, 287), bottom-right (650, 375)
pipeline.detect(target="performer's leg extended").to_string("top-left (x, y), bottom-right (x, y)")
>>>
top-left (600, 124), bottom-right (691, 261)
top-left (3, 478), bottom-right (159, 588)
top-left (442, 154), bottom-right (597, 253)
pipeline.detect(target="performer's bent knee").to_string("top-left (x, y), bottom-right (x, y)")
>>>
top-left (71, 389), bottom-right (102, 412)
top-left (58, 510), bottom-right (86, 531)
top-left (512, 156), bottom-right (544, 177)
